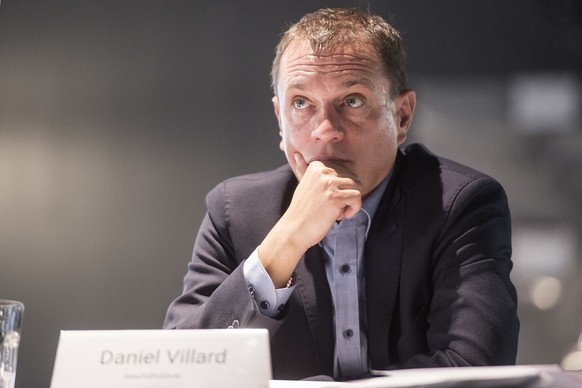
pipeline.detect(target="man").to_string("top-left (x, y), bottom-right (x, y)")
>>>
top-left (164, 8), bottom-right (519, 381)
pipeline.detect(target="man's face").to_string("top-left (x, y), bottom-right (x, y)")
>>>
top-left (273, 39), bottom-right (415, 197)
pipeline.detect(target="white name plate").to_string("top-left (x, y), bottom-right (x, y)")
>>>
top-left (50, 329), bottom-right (272, 388)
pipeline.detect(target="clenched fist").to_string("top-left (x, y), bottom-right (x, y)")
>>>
top-left (258, 152), bottom-right (363, 288)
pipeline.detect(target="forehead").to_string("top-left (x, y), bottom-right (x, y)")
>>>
top-left (277, 39), bottom-right (386, 91)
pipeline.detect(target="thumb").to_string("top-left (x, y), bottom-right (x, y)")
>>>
top-left (293, 152), bottom-right (308, 180)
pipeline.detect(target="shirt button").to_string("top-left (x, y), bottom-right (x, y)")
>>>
top-left (343, 329), bottom-right (353, 339)
top-left (260, 301), bottom-right (270, 310)
top-left (278, 304), bottom-right (285, 312)
top-left (340, 264), bottom-right (351, 274)
top-left (248, 285), bottom-right (255, 295)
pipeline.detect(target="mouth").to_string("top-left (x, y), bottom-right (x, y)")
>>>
top-left (307, 155), bottom-right (350, 164)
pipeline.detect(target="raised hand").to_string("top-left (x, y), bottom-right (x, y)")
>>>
top-left (258, 152), bottom-right (362, 287)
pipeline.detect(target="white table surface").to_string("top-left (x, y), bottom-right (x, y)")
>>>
top-left (269, 365), bottom-right (582, 388)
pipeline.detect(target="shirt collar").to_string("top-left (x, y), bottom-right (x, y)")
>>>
top-left (359, 172), bottom-right (391, 238)
top-left (324, 171), bottom-right (391, 242)
top-left (362, 172), bottom-right (390, 220)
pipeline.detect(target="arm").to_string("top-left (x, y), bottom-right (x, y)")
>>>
top-left (164, 155), bottom-right (363, 330)
top-left (259, 153), bottom-right (363, 287)
top-left (163, 208), bottom-right (268, 330)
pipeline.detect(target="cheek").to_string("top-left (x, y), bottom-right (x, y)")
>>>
top-left (280, 116), bottom-right (310, 150)
top-left (279, 128), bottom-right (298, 164)
top-left (279, 133), bottom-right (302, 179)
top-left (280, 126), bottom-right (295, 149)
top-left (365, 122), bottom-right (399, 162)
top-left (380, 111), bottom-right (399, 140)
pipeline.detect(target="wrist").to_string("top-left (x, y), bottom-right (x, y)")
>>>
top-left (259, 221), bottom-right (307, 288)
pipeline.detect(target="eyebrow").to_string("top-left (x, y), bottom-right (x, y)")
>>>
top-left (287, 82), bottom-right (307, 91)
top-left (286, 78), bottom-right (376, 92)
top-left (342, 78), bottom-right (376, 90)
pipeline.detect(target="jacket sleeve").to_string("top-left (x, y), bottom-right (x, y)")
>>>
top-left (163, 182), bottom-right (284, 332)
top-left (395, 175), bottom-right (519, 368)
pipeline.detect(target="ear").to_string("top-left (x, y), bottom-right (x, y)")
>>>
top-left (272, 96), bottom-right (285, 151)
top-left (395, 89), bottom-right (416, 145)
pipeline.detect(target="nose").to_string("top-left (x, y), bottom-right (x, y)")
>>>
top-left (311, 109), bottom-right (344, 143)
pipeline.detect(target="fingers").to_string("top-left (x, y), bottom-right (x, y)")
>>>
top-left (293, 153), bottom-right (363, 220)
top-left (333, 175), bottom-right (362, 191)
top-left (295, 156), bottom-right (362, 217)
top-left (341, 205), bottom-right (362, 220)
top-left (333, 189), bottom-right (363, 221)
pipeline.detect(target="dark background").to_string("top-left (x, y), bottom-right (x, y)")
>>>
top-left (1, 1), bottom-right (581, 387)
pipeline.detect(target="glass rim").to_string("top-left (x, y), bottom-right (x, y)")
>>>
top-left (0, 299), bottom-right (24, 307)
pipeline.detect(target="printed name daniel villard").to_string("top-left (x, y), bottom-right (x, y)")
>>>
top-left (100, 348), bottom-right (228, 365)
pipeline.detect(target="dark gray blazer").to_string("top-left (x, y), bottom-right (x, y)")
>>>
top-left (164, 143), bottom-right (519, 380)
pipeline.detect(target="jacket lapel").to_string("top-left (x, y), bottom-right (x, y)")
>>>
top-left (365, 153), bottom-right (406, 369)
top-left (294, 246), bottom-right (335, 374)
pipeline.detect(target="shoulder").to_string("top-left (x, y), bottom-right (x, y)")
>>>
top-left (221, 164), bottom-right (295, 191)
top-left (399, 143), bottom-right (508, 215)
top-left (402, 143), bottom-right (492, 180)
top-left (207, 165), bottom-right (295, 203)
top-left (205, 164), bottom-right (296, 225)
top-left (401, 143), bottom-right (503, 192)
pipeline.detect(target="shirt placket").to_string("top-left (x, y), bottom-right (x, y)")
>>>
top-left (334, 215), bottom-right (366, 377)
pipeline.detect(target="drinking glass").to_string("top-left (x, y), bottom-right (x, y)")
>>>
top-left (0, 300), bottom-right (24, 388)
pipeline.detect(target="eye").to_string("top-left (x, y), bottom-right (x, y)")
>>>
top-left (293, 98), bottom-right (309, 110)
top-left (345, 96), bottom-right (364, 108)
